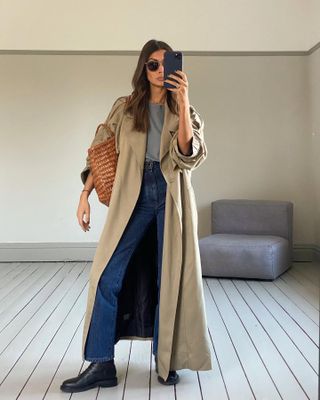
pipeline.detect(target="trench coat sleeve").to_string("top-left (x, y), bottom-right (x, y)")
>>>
top-left (80, 96), bottom-right (127, 185)
top-left (169, 104), bottom-right (208, 171)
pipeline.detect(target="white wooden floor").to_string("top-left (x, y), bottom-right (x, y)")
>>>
top-left (0, 261), bottom-right (318, 400)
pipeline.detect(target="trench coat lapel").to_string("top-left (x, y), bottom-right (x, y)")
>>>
top-left (122, 101), bottom-right (179, 173)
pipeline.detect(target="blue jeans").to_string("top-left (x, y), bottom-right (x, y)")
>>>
top-left (84, 159), bottom-right (167, 362)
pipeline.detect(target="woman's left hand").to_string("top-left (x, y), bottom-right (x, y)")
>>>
top-left (164, 70), bottom-right (189, 107)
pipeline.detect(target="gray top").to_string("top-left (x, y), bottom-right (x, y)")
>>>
top-left (145, 102), bottom-right (164, 161)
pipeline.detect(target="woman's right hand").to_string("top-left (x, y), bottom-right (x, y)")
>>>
top-left (77, 193), bottom-right (91, 232)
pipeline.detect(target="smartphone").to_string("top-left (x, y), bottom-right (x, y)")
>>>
top-left (164, 51), bottom-right (183, 89)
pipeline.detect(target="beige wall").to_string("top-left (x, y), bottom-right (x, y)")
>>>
top-left (308, 48), bottom-right (320, 246)
top-left (0, 50), bottom-right (318, 248)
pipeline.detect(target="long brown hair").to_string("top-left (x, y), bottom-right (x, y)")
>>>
top-left (124, 39), bottom-right (179, 132)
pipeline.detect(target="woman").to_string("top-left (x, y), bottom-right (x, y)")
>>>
top-left (60, 39), bottom-right (212, 393)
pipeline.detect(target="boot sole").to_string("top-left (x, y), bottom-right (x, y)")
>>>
top-left (60, 377), bottom-right (118, 393)
top-left (155, 357), bottom-right (179, 385)
top-left (157, 374), bottom-right (180, 385)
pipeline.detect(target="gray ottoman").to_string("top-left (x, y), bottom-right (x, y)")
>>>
top-left (199, 199), bottom-right (293, 280)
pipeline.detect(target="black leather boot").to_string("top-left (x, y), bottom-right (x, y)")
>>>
top-left (154, 354), bottom-right (180, 385)
top-left (60, 359), bottom-right (118, 393)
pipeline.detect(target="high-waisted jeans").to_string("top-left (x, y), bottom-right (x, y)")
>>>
top-left (84, 159), bottom-right (167, 362)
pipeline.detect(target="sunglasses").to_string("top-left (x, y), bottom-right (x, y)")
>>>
top-left (145, 59), bottom-right (164, 72)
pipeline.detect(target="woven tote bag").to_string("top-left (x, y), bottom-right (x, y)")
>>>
top-left (88, 95), bottom-right (131, 206)
top-left (88, 124), bottom-right (119, 207)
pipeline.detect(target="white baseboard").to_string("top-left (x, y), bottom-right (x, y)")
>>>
top-left (0, 242), bottom-right (97, 262)
top-left (0, 242), bottom-right (319, 263)
top-left (293, 243), bottom-right (320, 262)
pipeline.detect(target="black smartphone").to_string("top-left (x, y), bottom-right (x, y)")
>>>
top-left (164, 51), bottom-right (183, 89)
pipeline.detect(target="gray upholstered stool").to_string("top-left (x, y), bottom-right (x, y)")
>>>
top-left (199, 199), bottom-right (293, 280)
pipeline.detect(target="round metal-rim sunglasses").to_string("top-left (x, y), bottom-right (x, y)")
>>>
top-left (145, 60), bottom-right (164, 72)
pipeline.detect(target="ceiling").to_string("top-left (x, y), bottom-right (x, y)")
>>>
top-left (0, 0), bottom-right (319, 52)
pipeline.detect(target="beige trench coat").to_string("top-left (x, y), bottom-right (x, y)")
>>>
top-left (80, 96), bottom-right (213, 381)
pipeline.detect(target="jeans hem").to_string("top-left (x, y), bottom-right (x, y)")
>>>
top-left (85, 355), bottom-right (115, 362)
